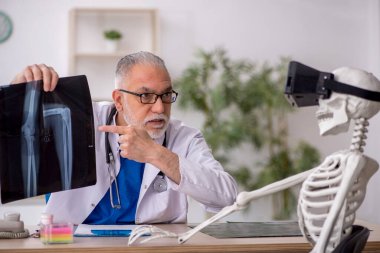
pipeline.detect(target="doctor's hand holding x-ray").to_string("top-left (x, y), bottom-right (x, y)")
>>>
top-left (11, 52), bottom-right (238, 225)
top-left (12, 63), bottom-right (59, 91)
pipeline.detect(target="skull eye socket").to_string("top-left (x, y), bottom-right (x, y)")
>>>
top-left (326, 97), bottom-right (345, 110)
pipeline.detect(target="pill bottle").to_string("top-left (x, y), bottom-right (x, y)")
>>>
top-left (40, 213), bottom-right (53, 244)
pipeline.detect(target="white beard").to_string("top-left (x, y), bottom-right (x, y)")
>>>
top-left (122, 109), bottom-right (169, 139)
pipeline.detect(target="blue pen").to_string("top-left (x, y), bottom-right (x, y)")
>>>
top-left (90, 229), bottom-right (131, 237)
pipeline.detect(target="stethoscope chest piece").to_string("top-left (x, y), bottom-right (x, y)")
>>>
top-left (153, 173), bottom-right (167, 193)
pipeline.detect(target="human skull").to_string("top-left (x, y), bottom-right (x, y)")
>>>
top-left (316, 67), bottom-right (380, 136)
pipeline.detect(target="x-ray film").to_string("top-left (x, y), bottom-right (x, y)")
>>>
top-left (0, 76), bottom-right (96, 203)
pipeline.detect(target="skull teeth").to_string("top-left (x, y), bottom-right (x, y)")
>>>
top-left (317, 112), bottom-right (334, 121)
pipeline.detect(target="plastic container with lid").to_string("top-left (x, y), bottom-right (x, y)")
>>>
top-left (39, 213), bottom-right (73, 244)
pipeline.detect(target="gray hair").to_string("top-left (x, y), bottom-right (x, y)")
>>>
top-left (115, 51), bottom-right (168, 88)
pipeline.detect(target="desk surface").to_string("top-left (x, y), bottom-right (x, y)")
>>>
top-left (1, 220), bottom-right (380, 253)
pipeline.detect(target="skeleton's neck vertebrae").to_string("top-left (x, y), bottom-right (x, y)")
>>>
top-left (350, 118), bottom-right (368, 153)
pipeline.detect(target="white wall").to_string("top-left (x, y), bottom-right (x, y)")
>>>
top-left (359, 0), bottom-right (380, 226)
top-left (1, 0), bottom-right (380, 225)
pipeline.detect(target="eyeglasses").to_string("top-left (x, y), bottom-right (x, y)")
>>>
top-left (118, 89), bottom-right (178, 104)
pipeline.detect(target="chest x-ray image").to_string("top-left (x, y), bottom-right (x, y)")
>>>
top-left (0, 75), bottom-right (96, 203)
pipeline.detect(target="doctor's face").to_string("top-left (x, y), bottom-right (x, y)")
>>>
top-left (114, 63), bottom-right (172, 139)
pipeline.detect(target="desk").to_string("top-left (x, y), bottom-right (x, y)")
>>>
top-left (1, 220), bottom-right (380, 253)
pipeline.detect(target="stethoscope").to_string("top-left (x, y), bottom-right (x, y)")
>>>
top-left (105, 106), bottom-right (168, 208)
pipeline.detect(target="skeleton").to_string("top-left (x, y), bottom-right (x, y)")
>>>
top-left (128, 67), bottom-right (380, 253)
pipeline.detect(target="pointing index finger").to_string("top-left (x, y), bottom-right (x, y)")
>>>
top-left (98, 125), bottom-right (129, 134)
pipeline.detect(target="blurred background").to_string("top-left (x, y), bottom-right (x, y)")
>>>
top-left (1, 0), bottom-right (380, 226)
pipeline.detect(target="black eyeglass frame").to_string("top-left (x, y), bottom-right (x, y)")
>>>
top-left (118, 89), bottom-right (178, 104)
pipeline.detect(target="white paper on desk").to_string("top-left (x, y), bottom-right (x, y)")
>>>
top-left (74, 224), bottom-right (139, 237)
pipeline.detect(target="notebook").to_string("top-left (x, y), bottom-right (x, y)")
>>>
top-left (74, 224), bottom-right (139, 237)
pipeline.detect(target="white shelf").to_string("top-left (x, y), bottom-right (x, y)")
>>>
top-left (68, 8), bottom-right (159, 101)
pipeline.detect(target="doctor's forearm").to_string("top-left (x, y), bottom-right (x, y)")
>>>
top-left (149, 146), bottom-right (181, 184)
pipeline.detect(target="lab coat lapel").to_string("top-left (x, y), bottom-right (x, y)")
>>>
top-left (144, 163), bottom-right (161, 187)
top-left (138, 133), bottom-right (166, 201)
top-left (138, 163), bottom-right (160, 201)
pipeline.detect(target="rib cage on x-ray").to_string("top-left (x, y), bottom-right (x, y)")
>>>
top-left (21, 85), bottom-right (73, 197)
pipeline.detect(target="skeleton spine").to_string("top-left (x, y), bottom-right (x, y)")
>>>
top-left (350, 118), bottom-right (368, 152)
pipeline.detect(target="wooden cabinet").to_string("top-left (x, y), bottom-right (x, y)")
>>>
top-left (68, 8), bottom-right (158, 101)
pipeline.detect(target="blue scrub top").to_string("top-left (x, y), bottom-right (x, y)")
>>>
top-left (83, 156), bottom-right (145, 224)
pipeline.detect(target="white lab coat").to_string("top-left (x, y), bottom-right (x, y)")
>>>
top-left (45, 102), bottom-right (238, 224)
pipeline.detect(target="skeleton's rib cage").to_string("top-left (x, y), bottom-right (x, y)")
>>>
top-left (298, 118), bottom-right (377, 253)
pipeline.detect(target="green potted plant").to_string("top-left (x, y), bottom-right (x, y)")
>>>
top-left (103, 29), bottom-right (122, 52)
top-left (175, 48), bottom-right (320, 219)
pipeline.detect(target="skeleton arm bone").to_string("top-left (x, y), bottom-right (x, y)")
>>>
top-left (235, 168), bottom-right (315, 207)
top-left (178, 168), bottom-right (315, 244)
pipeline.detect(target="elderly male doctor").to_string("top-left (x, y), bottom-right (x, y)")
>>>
top-left (12, 51), bottom-right (238, 225)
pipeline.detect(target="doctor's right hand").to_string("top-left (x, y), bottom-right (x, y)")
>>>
top-left (11, 64), bottom-right (59, 92)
